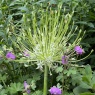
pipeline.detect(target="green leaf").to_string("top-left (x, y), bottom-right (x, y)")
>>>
top-left (88, 0), bottom-right (95, 4)
top-left (57, 83), bottom-right (62, 88)
top-left (31, 80), bottom-right (36, 90)
top-left (8, 82), bottom-right (23, 94)
top-left (0, 89), bottom-right (7, 95)
top-left (32, 90), bottom-right (43, 95)
top-left (84, 65), bottom-right (92, 81)
top-left (92, 84), bottom-right (95, 89)
top-left (55, 66), bottom-right (63, 73)
top-left (0, 10), bottom-right (2, 19)
top-left (64, 68), bottom-right (77, 76)
top-left (18, 7), bottom-right (29, 12)
top-left (73, 86), bottom-right (88, 95)
top-left (32, 72), bottom-right (41, 81)
top-left (87, 23), bottom-right (94, 28)
top-left (0, 84), bottom-right (3, 89)
top-left (0, 60), bottom-right (3, 64)
top-left (92, 73), bottom-right (95, 88)
top-left (49, 0), bottom-right (57, 4)
top-left (71, 74), bottom-right (82, 86)
top-left (82, 76), bottom-right (90, 83)
top-left (76, 21), bottom-right (94, 28)
top-left (23, 93), bottom-right (28, 95)
top-left (79, 82), bottom-right (92, 89)
top-left (0, 74), bottom-right (7, 82)
top-left (56, 73), bottom-right (63, 82)
top-left (80, 92), bottom-right (95, 95)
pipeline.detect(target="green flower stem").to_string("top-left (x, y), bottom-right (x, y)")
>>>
top-left (62, 70), bottom-right (64, 95)
top-left (1, 79), bottom-right (6, 88)
top-left (18, 64), bottom-right (23, 82)
top-left (62, 65), bottom-right (67, 94)
top-left (70, 49), bottom-right (94, 62)
top-left (43, 63), bottom-right (48, 95)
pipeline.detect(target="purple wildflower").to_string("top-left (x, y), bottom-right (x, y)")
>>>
top-left (62, 55), bottom-right (68, 64)
top-left (24, 81), bottom-right (30, 94)
top-left (6, 52), bottom-right (16, 60)
top-left (23, 50), bottom-right (30, 57)
top-left (74, 46), bottom-right (84, 55)
top-left (26, 89), bottom-right (31, 94)
top-left (49, 86), bottom-right (62, 95)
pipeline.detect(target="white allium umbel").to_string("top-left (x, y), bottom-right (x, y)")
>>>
top-left (12, 4), bottom-right (84, 68)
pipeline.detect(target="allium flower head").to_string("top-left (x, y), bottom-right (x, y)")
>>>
top-left (49, 86), bottom-right (62, 95)
top-left (6, 52), bottom-right (16, 60)
top-left (23, 50), bottom-right (30, 57)
top-left (62, 55), bottom-right (68, 64)
top-left (24, 81), bottom-right (30, 94)
top-left (74, 46), bottom-right (84, 55)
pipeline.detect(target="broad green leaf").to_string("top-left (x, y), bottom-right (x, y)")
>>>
top-left (55, 66), bottom-right (63, 73)
top-left (0, 89), bottom-right (7, 95)
top-left (8, 82), bottom-right (23, 94)
top-left (73, 86), bottom-right (88, 95)
top-left (88, 0), bottom-right (95, 4)
top-left (32, 72), bottom-right (41, 81)
top-left (84, 65), bottom-right (92, 81)
top-left (0, 74), bottom-right (7, 82)
top-left (80, 92), bottom-right (95, 95)
top-left (56, 73), bottom-right (63, 82)
top-left (32, 90), bottom-right (43, 95)
top-left (82, 76), bottom-right (90, 83)
top-left (23, 93), bottom-right (28, 95)
top-left (92, 84), bottom-right (95, 89)
top-left (0, 31), bottom-right (4, 36)
top-left (88, 23), bottom-right (94, 28)
top-left (91, 74), bottom-right (95, 87)
top-left (64, 68), bottom-right (77, 76)
top-left (57, 83), bottom-right (62, 88)
top-left (79, 82), bottom-right (92, 89)
top-left (64, 91), bottom-right (74, 95)
top-left (0, 84), bottom-right (3, 89)
top-left (71, 74), bottom-right (82, 86)
top-left (31, 80), bottom-right (36, 90)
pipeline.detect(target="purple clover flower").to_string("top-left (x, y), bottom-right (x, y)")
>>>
top-left (49, 86), bottom-right (62, 95)
top-left (62, 55), bottom-right (68, 64)
top-left (74, 46), bottom-right (84, 55)
top-left (6, 52), bottom-right (16, 60)
top-left (23, 50), bottom-right (30, 57)
top-left (24, 81), bottom-right (30, 94)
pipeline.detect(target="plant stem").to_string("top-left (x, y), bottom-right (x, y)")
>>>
top-left (62, 65), bottom-right (67, 94)
top-left (62, 68), bottom-right (64, 95)
top-left (43, 63), bottom-right (48, 95)
top-left (18, 64), bottom-right (23, 82)
top-left (2, 79), bottom-right (7, 88)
